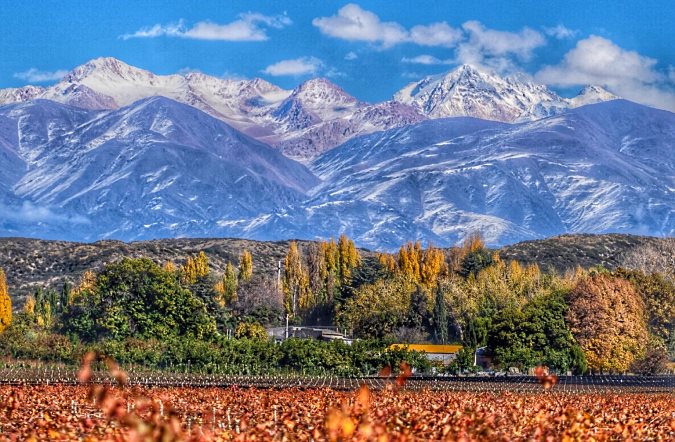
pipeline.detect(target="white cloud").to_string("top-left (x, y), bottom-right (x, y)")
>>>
top-left (544, 24), bottom-right (578, 39)
top-left (409, 22), bottom-right (463, 47)
top-left (536, 35), bottom-right (675, 111)
top-left (262, 57), bottom-right (324, 76)
top-left (121, 13), bottom-right (291, 41)
top-left (344, 51), bottom-right (358, 60)
top-left (451, 21), bottom-right (546, 72)
top-left (459, 21), bottom-right (545, 62)
top-left (312, 4), bottom-right (461, 48)
top-left (312, 4), bottom-right (407, 47)
top-left (176, 66), bottom-right (203, 75)
top-left (401, 55), bottom-right (453, 65)
top-left (13, 68), bottom-right (68, 83)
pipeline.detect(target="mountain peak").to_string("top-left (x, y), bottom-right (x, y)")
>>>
top-left (569, 85), bottom-right (619, 108)
top-left (65, 57), bottom-right (146, 82)
top-left (291, 77), bottom-right (358, 106)
top-left (394, 66), bottom-right (564, 122)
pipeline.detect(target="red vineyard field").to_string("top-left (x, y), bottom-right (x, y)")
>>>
top-left (1, 383), bottom-right (674, 441)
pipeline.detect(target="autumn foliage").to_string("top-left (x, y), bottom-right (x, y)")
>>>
top-left (0, 267), bottom-right (11, 334)
top-left (566, 273), bottom-right (649, 372)
top-left (1, 382), bottom-right (673, 441)
top-left (283, 235), bottom-right (361, 319)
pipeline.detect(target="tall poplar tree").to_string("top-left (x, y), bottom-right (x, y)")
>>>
top-left (0, 268), bottom-right (11, 333)
top-left (239, 250), bottom-right (253, 282)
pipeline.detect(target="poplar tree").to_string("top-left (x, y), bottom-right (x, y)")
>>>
top-left (283, 241), bottom-right (309, 316)
top-left (239, 250), bottom-right (253, 282)
top-left (182, 252), bottom-right (210, 284)
top-left (0, 268), bottom-right (11, 333)
top-left (221, 262), bottom-right (239, 306)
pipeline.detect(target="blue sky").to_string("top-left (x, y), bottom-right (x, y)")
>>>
top-left (2, 1), bottom-right (674, 109)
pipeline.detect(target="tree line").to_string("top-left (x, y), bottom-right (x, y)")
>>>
top-left (0, 233), bottom-right (673, 374)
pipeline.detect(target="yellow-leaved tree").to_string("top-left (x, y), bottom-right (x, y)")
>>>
top-left (239, 250), bottom-right (253, 282)
top-left (0, 268), bottom-right (12, 333)
top-left (182, 252), bottom-right (209, 284)
top-left (283, 241), bottom-right (310, 316)
top-left (214, 262), bottom-right (238, 307)
top-left (378, 241), bottom-right (447, 293)
top-left (566, 273), bottom-right (649, 372)
top-left (337, 234), bottom-right (361, 286)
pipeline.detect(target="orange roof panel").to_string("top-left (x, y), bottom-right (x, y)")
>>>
top-left (388, 344), bottom-right (463, 354)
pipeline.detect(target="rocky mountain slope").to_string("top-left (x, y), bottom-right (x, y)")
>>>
top-left (0, 94), bottom-right (672, 249)
top-left (0, 97), bottom-right (317, 241)
top-left (282, 100), bottom-right (674, 249)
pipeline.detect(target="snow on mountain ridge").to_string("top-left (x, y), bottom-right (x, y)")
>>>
top-left (0, 97), bottom-right (318, 240)
top-left (394, 64), bottom-right (571, 122)
top-left (569, 85), bottom-right (619, 108)
top-left (0, 97), bottom-right (672, 248)
top-left (0, 58), bottom-right (630, 160)
top-left (293, 100), bottom-right (674, 248)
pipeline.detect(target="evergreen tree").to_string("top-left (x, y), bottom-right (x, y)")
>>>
top-left (60, 280), bottom-right (72, 311)
top-left (433, 284), bottom-right (449, 344)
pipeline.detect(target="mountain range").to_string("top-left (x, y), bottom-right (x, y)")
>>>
top-left (0, 58), bottom-right (617, 160)
top-left (0, 58), bottom-right (672, 249)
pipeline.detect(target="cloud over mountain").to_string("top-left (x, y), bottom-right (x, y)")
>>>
top-left (536, 35), bottom-right (675, 112)
top-left (121, 13), bottom-right (291, 41)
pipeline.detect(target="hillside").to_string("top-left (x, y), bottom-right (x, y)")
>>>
top-left (1, 233), bottom-right (671, 306)
top-left (0, 237), bottom-right (313, 304)
top-left (499, 233), bottom-right (673, 273)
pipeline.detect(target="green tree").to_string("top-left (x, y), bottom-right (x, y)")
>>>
top-left (487, 293), bottom-right (586, 373)
top-left (214, 262), bottom-right (238, 308)
top-left (459, 248), bottom-right (495, 278)
top-left (64, 258), bottom-right (216, 341)
top-left (432, 284), bottom-right (449, 344)
top-left (338, 276), bottom-right (415, 339)
top-left (60, 280), bottom-right (72, 311)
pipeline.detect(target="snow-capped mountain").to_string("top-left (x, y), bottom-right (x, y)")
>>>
top-left (0, 58), bottom-right (422, 160)
top-left (0, 98), bottom-right (317, 240)
top-left (0, 58), bottom-right (623, 159)
top-left (257, 100), bottom-right (673, 249)
top-left (264, 79), bottom-right (425, 160)
top-left (0, 85), bottom-right (45, 104)
top-left (0, 96), bottom-right (672, 247)
top-left (569, 85), bottom-right (619, 108)
top-left (393, 64), bottom-right (618, 122)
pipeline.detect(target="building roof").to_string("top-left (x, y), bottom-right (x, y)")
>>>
top-left (389, 344), bottom-right (463, 354)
